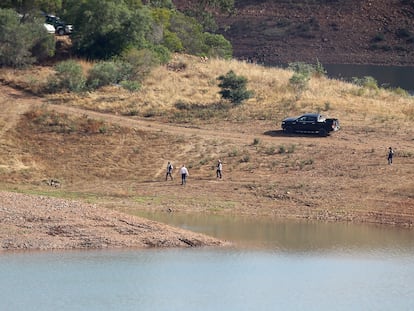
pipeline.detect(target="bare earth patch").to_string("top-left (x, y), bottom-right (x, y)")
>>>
top-left (0, 191), bottom-right (227, 251)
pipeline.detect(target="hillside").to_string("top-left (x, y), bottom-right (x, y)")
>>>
top-left (0, 55), bottom-right (413, 241)
top-left (175, 0), bottom-right (414, 65)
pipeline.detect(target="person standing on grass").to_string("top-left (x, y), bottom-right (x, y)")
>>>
top-left (388, 147), bottom-right (394, 165)
top-left (166, 161), bottom-right (173, 180)
top-left (216, 159), bottom-right (223, 179)
top-left (180, 165), bottom-right (189, 185)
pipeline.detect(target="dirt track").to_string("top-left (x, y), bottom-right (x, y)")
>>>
top-left (0, 83), bottom-right (413, 251)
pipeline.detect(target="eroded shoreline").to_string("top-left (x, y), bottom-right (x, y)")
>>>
top-left (0, 191), bottom-right (227, 251)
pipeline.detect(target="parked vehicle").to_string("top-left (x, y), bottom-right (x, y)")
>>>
top-left (45, 14), bottom-right (73, 35)
top-left (43, 23), bottom-right (55, 34)
top-left (281, 113), bottom-right (340, 136)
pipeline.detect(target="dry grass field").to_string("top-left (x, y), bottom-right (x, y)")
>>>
top-left (0, 54), bottom-right (413, 228)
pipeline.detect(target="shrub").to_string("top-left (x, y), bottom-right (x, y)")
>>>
top-left (87, 61), bottom-right (134, 89)
top-left (351, 76), bottom-right (379, 90)
top-left (288, 61), bottom-right (326, 78)
top-left (289, 72), bottom-right (310, 97)
top-left (228, 148), bottom-right (239, 157)
top-left (120, 48), bottom-right (161, 79)
top-left (240, 154), bottom-right (250, 163)
top-left (48, 60), bottom-right (86, 93)
top-left (264, 145), bottom-right (276, 155)
top-left (120, 80), bottom-right (141, 92)
top-left (217, 70), bottom-right (253, 105)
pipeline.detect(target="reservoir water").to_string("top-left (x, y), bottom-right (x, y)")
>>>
top-left (324, 64), bottom-right (414, 93)
top-left (1, 213), bottom-right (414, 311)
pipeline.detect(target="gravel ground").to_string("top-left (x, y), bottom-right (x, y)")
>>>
top-left (0, 191), bottom-right (227, 251)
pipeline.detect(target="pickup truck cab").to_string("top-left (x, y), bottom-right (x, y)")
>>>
top-left (281, 113), bottom-right (340, 136)
top-left (45, 14), bottom-right (73, 35)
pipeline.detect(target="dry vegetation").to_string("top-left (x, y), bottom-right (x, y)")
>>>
top-left (0, 54), bottom-right (413, 228)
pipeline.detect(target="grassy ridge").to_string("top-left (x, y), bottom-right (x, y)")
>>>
top-left (2, 54), bottom-right (412, 125)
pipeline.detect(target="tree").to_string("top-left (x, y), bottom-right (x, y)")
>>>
top-left (0, 8), bottom-right (55, 67)
top-left (0, 0), bottom-right (62, 16)
top-left (203, 32), bottom-right (232, 59)
top-left (217, 70), bottom-right (253, 105)
top-left (181, 0), bottom-right (234, 32)
top-left (169, 12), bottom-right (207, 55)
top-left (67, 0), bottom-right (152, 59)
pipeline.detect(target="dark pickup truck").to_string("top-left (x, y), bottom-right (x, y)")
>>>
top-left (281, 113), bottom-right (340, 136)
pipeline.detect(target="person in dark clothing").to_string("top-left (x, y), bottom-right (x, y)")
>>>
top-left (388, 147), bottom-right (394, 165)
top-left (216, 160), bottom-right (222, 179)
top-left (166, 162), bottom-right (173, 180)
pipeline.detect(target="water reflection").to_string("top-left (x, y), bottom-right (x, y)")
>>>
top-left (133, 211), bottom-right (414, 254)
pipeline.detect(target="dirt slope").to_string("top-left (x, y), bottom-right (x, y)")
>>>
top-left (176, 0), bottom-right (414, 65)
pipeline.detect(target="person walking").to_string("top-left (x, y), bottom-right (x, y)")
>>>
top-left (166, 161), bottom-right (173, 180)
top-left (180, 165), bottom-right (189, 185)
top-left (388, 147), bottom-right (394, 165)
top-left (216, 159), bottom-right (222, 179)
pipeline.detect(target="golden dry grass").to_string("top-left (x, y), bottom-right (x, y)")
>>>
top-left (2, 54), bottom-right (413, 125)
top-left (40, 54), bottom-right (414, 127)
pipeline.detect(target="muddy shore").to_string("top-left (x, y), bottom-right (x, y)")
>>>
top-left (0, 191), bottom-right (227, 251)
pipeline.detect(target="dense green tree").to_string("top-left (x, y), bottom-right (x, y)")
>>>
top-left (0, 8), bottom-right (55, 67)
top-left (145, 0), bottom-right (174, 9)
top-left (182, 0), bottom-right (234, 32)
top-left (67, 0), bottom-right (152, 59)
top-left (0, 0), bottom-right (62, 16)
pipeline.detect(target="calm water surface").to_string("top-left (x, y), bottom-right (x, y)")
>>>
top-left (1, 213), bottom-right (414, 311)
top-left (324, 64), bottom-right (414, 93)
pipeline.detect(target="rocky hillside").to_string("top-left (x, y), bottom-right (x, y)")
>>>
top-left (175, 0), bottom-right (414, 65)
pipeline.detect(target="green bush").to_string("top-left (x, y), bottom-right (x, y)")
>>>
top-left (120, 48), bottom-right (161, 80)
top-left (289, 72), bottom-right (310, 96)
top-left (288, 61), bottom-right (326, 78)
top-left (48, 60), bottom-right (86, 93)
top-left (120, 80), bottom-right (141, 92)
top-left (203, 33), bottom-right (232, 59)
top-left (351, 76), bottom-right (379, 90)
top-left (87, 61), bottom-right (122, 89)
top-left (86, 59), bottom-right (147, 91)
top-left (217, 70), bottom-right (253, 105)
